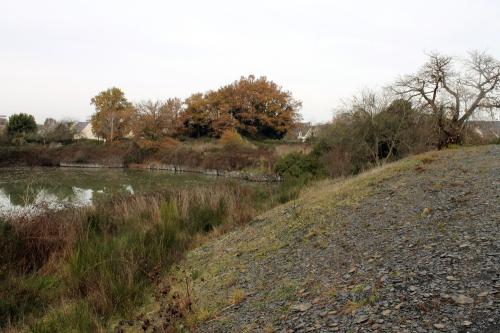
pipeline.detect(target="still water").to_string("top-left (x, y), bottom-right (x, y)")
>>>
top-left (0, 167), bottom-right (221, 218)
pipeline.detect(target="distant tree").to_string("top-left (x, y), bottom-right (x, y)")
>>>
top-left (38, 118), bottom-right (57, 144)
top-left (90, 87), bottom-right (133, 141)
top-left (394, 51), bottom-right (500, 147)
top-left (181, 92), bottom-right (220, 138)
top-left (180, 76), bottom-right (302, 139)
top-left (132, 98), bottom-right (182, 140)
top-left (7, 113), bottom-right (37, 136)
top-left (222, 75), bottom-right (302, 139)
top-left (48, 122), bottom-right (74, 143)
top-left (180, 90), bottom-right (242, 138)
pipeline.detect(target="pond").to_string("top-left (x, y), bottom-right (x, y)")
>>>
top-left (0, 167), bottom-right (227, 218)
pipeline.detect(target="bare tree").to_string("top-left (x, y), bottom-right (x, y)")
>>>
top-left (347, 90), bottom-right (390, 165)
top-left (394, 51), bottom-right (500, 147)
top-left (132, 98), bottom-right (182, 140)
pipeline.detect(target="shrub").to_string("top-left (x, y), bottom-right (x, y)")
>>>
top-left (73, 150), bottom-right (88, 163)
top-left (219, 129), bottom-right (245, 147)
top-left (123, 141), bottom-right (149, 165)
top-left (273, 151), bottom-right (323, 203)
top-left (274, 152), bottom-right (322, 179)
top-left (0, 221), bottom-right (22, 270)
top-left (45, 122), bottom-right (74, 144)
top-left (312, 96), bottom-right (436, 177)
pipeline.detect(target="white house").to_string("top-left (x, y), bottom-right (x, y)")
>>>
top-left (73, 122), bottom-right (98, 140)
top-left (297, 128), bottom-right (314, 142)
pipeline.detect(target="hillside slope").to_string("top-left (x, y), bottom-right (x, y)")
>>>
top-left (129, 146), bottom-right (499, 333)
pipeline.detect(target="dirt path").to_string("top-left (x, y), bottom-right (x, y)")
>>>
top-left (122, 146), bottom-right (499, 333)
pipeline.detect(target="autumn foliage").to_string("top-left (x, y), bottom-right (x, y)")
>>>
top-left (90, 87), bottom-right (134, 141)
top-left (90, 76), bottom-right (301, 141)
top-left (181, 75), bottom-right (302, 139)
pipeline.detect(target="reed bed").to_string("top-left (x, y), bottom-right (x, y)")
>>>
top-left (0, 181), bottom-right (290, 331)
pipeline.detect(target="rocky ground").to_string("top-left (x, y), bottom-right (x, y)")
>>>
top-left (120, 146), bottom-right (499, 333)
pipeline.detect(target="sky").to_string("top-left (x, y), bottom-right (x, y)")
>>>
top-left (1, 0), bottom-right (499, 124)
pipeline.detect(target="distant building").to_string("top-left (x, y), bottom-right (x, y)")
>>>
top-left (287, 122), bottom-right (317, 142)
top-left (72, 121), bottom-right (98, 140)
top-left (0, 115), bottom-right (6, 127)
top-left (468, 120), bottom-right (500, 139)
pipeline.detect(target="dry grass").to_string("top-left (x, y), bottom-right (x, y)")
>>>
top-left (182, 140), bottom-right (220, 152)
top-left (274, 143), bottom-right (311, 157)
top-left (228, 288), bottom-right (246, 305)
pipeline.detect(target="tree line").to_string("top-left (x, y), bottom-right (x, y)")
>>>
top-left (3, 51), bottom-right (498, 150)
top-left (90, 75), bottom-right (302, 142)
top-left (93, 51), bottom-right (499, 146)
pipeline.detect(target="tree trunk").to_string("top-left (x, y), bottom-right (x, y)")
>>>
top-left (110, 114), bottom-right (115, 142)
top-left (437, 117), bottom-right (464, 149)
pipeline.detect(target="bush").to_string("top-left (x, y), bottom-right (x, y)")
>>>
top-left (44, 123), bottom-right (74, 144)
top-left (274, 152), bottom-right (323, 179)
top-left (273, 151), bottom-right (324, 203)
top-left (0, 221), bottom-right (22, 270)
top-left (123, 141), bottom-right (149, 165)
top-left (219, 129), bottom-right (245, 147)
top-left (312, 97), bottom-right (436, 177)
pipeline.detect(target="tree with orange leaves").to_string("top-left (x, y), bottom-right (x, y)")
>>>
top-left (181, 76), bottom-right (301, 139)
top-left (224, 75), bottom-right (302, 139)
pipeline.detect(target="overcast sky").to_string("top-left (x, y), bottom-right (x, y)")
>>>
top-left (1, 0), bottom-right (499, 124)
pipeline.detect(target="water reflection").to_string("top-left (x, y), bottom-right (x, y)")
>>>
top-left (0, 167), bottom-right (217, 218)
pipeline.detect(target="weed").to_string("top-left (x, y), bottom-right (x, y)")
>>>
top-left (228, 289), bottom-right (246, 305)
top-left (29, 301), bottom-right (101, 333)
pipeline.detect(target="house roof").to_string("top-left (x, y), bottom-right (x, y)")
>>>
top-left (468, 120), bottom-right (500, 133)
top-left (73, 121), bottom-right (89, 133)
top-left (286, 122), bottom-right (314, 138)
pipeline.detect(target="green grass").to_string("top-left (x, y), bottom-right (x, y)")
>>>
top-left (29, 301), bottom-right (101, 333)
top-left (0, 274), bottom-right (60, 326)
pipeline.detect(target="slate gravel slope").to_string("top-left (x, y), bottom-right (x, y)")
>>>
top-left (125, 146), bottom-right (499, 333)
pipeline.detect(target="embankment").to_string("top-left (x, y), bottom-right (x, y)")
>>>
top-left (0, 140), bottom-right (288, 181)
top-left (126, 145), bottom-right (500, 333)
